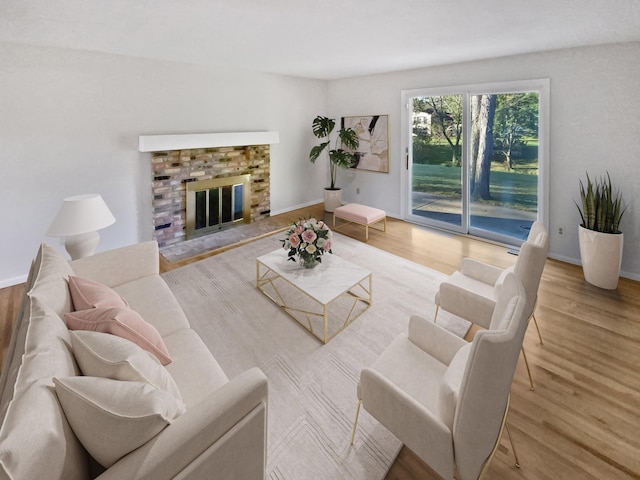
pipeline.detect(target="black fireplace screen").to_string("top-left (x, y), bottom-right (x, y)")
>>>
top-left (186, 174), bottom-right (250, 239)
top-left (194, 184), bottom-right (244, 230)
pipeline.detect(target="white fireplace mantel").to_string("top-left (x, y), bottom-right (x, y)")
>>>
top-left (138, 131), bottom-right (280, 152)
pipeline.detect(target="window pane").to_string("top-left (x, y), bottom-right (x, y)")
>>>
top-left (410, 94), bottom-right (463, 228)
top-left (469, 92), bottom-right (539, 241)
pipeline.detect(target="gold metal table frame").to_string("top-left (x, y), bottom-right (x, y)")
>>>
top-left (256, 250), bottom-right (373, 344)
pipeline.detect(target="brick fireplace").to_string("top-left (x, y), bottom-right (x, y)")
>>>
top-left (140, 132), bottom-right (279, 248)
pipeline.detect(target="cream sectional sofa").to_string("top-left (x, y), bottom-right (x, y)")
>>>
top-left (0, 241), bottom-right (268, 480)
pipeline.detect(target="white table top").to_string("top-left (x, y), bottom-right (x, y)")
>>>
top-left (257, 249), bottom-right (372, 305)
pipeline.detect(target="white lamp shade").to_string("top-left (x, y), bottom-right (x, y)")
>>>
top-left (47, 194), bottom-right (116, 237)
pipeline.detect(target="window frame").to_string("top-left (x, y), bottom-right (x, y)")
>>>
top-left (400, 78), bottom-right (550, 246)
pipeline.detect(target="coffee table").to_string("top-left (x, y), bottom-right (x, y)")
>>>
top-left (256, 249), bottom-right (372, 343)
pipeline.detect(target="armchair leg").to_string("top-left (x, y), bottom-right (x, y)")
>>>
top-left (505, 422), bottom-right (521, 469)
top-left (350, 400), bottom-right (362, 445)
top-left (479, 396), bottom-right (520, 479)
top-left (532, 313), bottom-right (544, 345)
top-left (433, 305), bottom-right (439, 324)
top-left (521, 347), bottom-right (535, 391)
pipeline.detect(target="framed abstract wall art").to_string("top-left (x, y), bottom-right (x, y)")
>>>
top-left (341, 115), bottom-right (389, 173)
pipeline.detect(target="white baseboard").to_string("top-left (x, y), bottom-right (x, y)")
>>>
top-left (620, 270), bottom-right (640, 281)
top-left (0, 274), bottom-right (28, 289)
top-left (547, 252), bottom-right (581, 266)
top-left (547, 253), bottom-right (639, 282)
top-left (270, 199), bottom-right (323, 216)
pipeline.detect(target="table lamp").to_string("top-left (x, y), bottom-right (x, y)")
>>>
top-left (46, 194), bottom-right (116, 260)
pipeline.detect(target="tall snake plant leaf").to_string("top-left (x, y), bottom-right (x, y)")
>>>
top-left (613, 196), bottom-right (625, 233)
top-left (584, 174), bottom-right (596, 230)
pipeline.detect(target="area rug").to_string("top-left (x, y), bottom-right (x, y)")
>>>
top-left (162, 232), bottom-right (470, 480)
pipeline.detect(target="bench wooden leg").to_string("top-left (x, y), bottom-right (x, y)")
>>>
top-left (332, 214), bottom-right (385, 241)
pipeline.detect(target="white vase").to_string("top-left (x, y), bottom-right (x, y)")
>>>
top-left (578, 225), bottom-right (623, 290)
top-left (323, 188), bottom-right (342, 213)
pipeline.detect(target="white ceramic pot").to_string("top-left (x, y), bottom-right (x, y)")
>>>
top-left (578, 225), bottom-right (623, 289)
top-left (323, 188), bottom-right (342, 213)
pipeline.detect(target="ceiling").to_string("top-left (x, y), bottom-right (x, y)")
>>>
top-left (2, 0), bottom-right (639, 80)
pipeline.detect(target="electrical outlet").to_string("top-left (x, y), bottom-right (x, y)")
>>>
top-left (356, 187), bottom-right (360, 194)
top-left (558, 227), bottom-right (564, 235)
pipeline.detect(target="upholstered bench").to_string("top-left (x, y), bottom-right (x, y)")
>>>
top-left (333, 203), bottom-right (386, 241)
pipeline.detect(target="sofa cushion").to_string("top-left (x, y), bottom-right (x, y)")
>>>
top-left (0, 296), bottom-right (89, 480)
top-left (70, 331), bottom-right (183, 402)
top-left (53, 376), bottom-right (186, 468)
top-left (68, 275), bottom-right (129, 311)
top-left (65, 306), bottom-right (172, 365)
top-left (69, 240), bottom-right (160, 288)
top-left (113, 275), bottom-right (190, 337)
top-left (162, 329), bottom-right (229, 407)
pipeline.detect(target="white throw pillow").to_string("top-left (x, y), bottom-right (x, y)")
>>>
top-left (53, 376), bottom-right (186, 468)
top-left (438, 342), bottom-right (472, 430)
top-left (70, 330), bottom-right (183, 403)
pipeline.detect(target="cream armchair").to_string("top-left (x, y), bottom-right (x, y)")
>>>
top-left (434, 221), bottom-right (549, 389)
top-left (351, 272), bottom-right (528, 480)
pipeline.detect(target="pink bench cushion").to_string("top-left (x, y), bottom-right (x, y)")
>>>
top-left (334, 204), bottom-right (385, 225)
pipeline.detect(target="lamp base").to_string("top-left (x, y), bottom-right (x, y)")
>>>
top-left (65, 231), bottom-right (100, 260)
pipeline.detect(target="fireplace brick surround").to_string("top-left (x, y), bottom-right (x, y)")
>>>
top-left (151, 145), bottom-right (271, 247)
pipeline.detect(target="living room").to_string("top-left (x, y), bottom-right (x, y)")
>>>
top-left (1, 2), bottom-right (639, 479)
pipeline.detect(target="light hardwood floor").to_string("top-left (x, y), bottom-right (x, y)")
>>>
top-left (2, 204), bottom-right (639, 480)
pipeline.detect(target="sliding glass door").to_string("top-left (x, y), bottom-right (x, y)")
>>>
top-left (403, 80), bottom-right (549, 245)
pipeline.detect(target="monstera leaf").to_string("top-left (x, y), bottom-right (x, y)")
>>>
top-left (309, 142), bottom-right (330, 163)
top-left (312, 116), bottom-right (335, 139)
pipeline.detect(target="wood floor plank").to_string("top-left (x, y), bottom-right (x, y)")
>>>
top-left (0, 284), bottom-right (24, 370)
top-left (1, 203), bottom-right (638, 480)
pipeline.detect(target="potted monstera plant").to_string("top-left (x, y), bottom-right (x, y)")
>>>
top-left (576, 172), bottom-right (626, 289)
top-left (309, 116), bottom-right (359, 212)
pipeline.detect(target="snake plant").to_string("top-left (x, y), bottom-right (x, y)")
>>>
top-left (576, 172), bottom-right (626, 234)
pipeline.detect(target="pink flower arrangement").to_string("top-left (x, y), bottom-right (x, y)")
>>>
top-left (281, 218), bottom-right (332, 267)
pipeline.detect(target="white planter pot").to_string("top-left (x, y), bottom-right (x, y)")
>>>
top-left (578, 225), bottom-right (623, 290)
top-left (323, 188), bottom-right (342, 213)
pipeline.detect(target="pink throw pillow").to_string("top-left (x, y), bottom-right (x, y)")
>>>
top-left (64, 307), bottom-right (172, 365)
top-left (68, 276), bottom-right (129, 311)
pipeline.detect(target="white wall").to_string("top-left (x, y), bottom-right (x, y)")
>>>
top-left (0, 42), bottom-right (327, 286)
top-left (328, 42), bottom-right (640, 280)
top-left (2, 41), bottom-right (638, 286)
